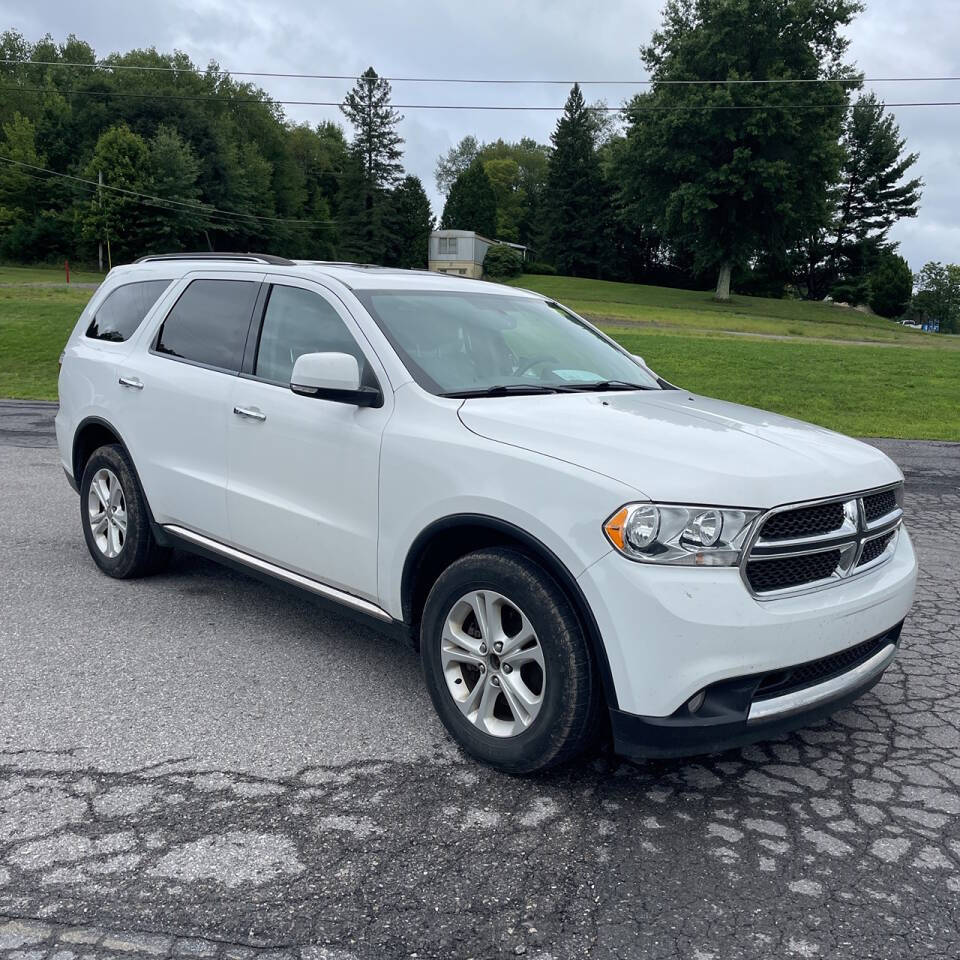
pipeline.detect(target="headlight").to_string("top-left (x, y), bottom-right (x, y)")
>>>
top-left (604, 503), bottom-right (761, 566)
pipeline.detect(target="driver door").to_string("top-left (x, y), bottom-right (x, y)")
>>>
top-left (226, 278), bottom-right (391, 602)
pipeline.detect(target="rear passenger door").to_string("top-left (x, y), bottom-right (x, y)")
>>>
top-left (226, 277), bottom-right (391, 601)
top-left (116, 272), bottom-right (264, 539)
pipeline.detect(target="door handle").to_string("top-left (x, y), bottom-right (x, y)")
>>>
top-left (233, 405), bottom-right (266, 422)
top-left (118, 376), bottom-right (144, 390)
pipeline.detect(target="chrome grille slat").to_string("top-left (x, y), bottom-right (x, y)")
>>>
top-left (742, 483), bottom-right (903, 599)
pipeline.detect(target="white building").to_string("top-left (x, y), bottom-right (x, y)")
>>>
top-left (428, 230), bottom-right (527, 279)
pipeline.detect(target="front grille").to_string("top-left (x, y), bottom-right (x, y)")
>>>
top-left (760, 501), bottom-right (845, 541)
top-left (746, 550), bottom-right (841, 593)
top-left (744, 484), bottom-right (902, 597)
top-left (863, 489), bottom-right (897, 523)
top-left (753, 628), bottom-right (899, 701)
top-left (858, 531), bottom-right (894, 566)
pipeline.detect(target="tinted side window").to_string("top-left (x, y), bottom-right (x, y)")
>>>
top-left (86, 279), bottom-right (172, 342)
top-left (155, 279), bottom-right (260, 372)
top-left (255, 285), bottom-right (367, 384)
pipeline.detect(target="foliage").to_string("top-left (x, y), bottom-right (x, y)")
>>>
top-left (522, 260), bottom-right (557, 275)
top-left (906, 262), bottom-right (960, 333)
top-left (868, 252), bottom-right (913, 318)
top-left (542, 84), bottom-right (607, 278)
top-left (435, 135), bottom-right (481, 195)
top-left (386, 176), bottom-right (433, 269)
top-left (440, 159), bottom-right (498, 238)
top-left (482, 244), bottom-right (523, 278)
top-left (796, 93), bottom-right (923, 298)
top-left (618, 0), bottom-right (861, 298)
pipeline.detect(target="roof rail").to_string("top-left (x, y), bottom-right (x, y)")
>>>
top-left (134, 252), bottom-right (296, 266)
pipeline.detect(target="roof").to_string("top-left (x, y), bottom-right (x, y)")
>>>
top-left (106, 256), bottom-right (541, 297)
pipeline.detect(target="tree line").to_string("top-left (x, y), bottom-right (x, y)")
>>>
top-left (0, 35), bottom-right (432, 268)
top-left (0, 1), bottom-right (953, 330)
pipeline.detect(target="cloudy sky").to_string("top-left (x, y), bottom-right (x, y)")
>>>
top-left (3, 0), bottom-right (958, 270)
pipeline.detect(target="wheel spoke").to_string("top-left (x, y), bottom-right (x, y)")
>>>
top-left (456, 673), bottom-right (487, 720)
top-left (466, 590), bottom-right (500, 644)
top-left (500, 671), bottom-right (540, 726)
top-left (91, 476), bottom-right (109, 511)
top-left (113, 507), bottom-right (127, 536)
top-left (440, 641), bottom-right (484, 671)
top-left (501, 638), bottom-right (544, 670)
top-left (442, 621), bottom-right (484, 658)
top-left (475, 677), bottom-right (501, 731)
top-left (109, 480), bottom-right (124, 511)
top-left (92, 515), bottom-right (108, 538)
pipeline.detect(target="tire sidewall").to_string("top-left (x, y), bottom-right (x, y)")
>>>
top-left (421, 549), bottom-right (594, 773)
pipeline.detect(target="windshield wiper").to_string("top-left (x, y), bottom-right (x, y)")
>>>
top-left (441, 384), bottom-right (575, 399)
top-left (566, 380), bottom-right (658, 392)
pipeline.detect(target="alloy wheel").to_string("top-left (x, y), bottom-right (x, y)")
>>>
top-left (87, 467), bottom-right (127, 559)
top-left (441, 589), bottom-right (546, 737)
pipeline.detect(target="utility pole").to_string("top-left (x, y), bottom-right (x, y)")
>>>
top-left (98, 169), bottom-right (104, 273)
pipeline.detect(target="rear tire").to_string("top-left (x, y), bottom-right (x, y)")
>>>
top-left (79, 444), bottom-right (170, 579)
top-left (420, 547), bottom-right (600, 774)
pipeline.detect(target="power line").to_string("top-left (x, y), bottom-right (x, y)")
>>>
top-left (4, 83), bottom-right (959, 112)
top-left (0, 155), bottom-right (338, 225)
top-left (2, 57), bottom-right (960, 85)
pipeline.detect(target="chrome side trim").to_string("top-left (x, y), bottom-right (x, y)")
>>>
top-left (747, 643), bottom-right (897, 723)
top-left (163, 524), bottom-right (393, 623)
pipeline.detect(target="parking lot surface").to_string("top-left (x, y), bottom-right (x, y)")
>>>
top-left (1, 400), bottom-right (958, 960)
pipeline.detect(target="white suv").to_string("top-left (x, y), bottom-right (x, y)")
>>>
top-left (56, 253), bottom-right (918, 772)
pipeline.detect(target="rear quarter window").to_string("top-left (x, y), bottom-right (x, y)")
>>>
top-left (85, 279), bottom-right (172, 342)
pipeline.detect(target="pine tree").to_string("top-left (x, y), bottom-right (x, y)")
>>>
top-left (386, 176), bottom-right (433, 269)
top-left (542, 84), bottom-right (607, 277)
top-left (440, 159), bottom-right (498, 238)
top-left (339, 67), bottom-right (405, 263)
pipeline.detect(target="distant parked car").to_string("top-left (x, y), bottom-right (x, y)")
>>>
top-left (56, 253), bottom-right (917, 772)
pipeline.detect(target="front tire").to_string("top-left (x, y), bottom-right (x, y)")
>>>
top-left (80, 444), bottom-right (169, 578)
top-left (420, 547), bottom-right (600, 774)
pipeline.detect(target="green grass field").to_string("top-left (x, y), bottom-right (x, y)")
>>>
top-left (1, 267), bottom-right (958, 440)
top-left (0, 263), bottom-right (106, 285)
top-left (508, 275), bottom-right (956, 347)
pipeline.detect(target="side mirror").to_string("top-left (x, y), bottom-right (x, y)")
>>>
top-left (632, 354), bottom-right (647, 368)
top-left (290, 352), bottom-right (382, 408)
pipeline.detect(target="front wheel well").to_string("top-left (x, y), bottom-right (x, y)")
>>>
top-left (401, 516), bottom-right (619, 710)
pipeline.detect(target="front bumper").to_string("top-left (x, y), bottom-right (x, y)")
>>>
top-left (577, 524), bottom-right (917, 753)
top-left (609, 622), bottom-right (902, 759)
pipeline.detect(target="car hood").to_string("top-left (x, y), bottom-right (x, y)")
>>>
top-left (457, 389), bottom-right (902, 508)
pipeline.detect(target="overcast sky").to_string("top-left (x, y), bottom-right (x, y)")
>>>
top-left (3, 0), bottom-right (958, 270)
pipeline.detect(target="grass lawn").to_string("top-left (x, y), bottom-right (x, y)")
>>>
top-left (1, 266), bottom-right (957, 440)
top-left (0, 285), bottom-right (95, 399)
top-left (0, 262), bottom-right (106, 285)
top-left (508, 275), bottom-right (957, 348)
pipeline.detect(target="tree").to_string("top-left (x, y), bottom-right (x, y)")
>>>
top-left (340, 67), bottom-right (404, 189)
top-left (339, 67), bottom-right (405, 263)
top-left (139, 125), bottom-right (206, 252)
top-left (542, 84), bottom-right (607, 277)
top-left (907, 262), bottom-right (960, 334)
top-left (868, 252), bottom-right (912, 318)
top-left (81, 123), bottom-right (154, 263)
top-left (797, 93), bottom-right (923, 298)
top-left (435, 135), bottom-right (480, 195)
top-left (440, 159), bottom-right (498, 238)
top-left (620, 0), bottom-right (860, 299)
top-left (386, 175), bottom-right (433, 269)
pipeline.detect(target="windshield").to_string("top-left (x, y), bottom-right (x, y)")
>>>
top-left (356, 290), bottom-right (661, 396)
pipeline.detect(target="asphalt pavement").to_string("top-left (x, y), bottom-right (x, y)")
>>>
top-left (1, 399), bottom-right (958, 960)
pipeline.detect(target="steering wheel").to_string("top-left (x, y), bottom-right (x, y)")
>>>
top-left (516, 357), bottom-right (557, 378)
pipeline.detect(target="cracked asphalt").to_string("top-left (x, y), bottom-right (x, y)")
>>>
top-left (1, 399), bottom-right (958, 960)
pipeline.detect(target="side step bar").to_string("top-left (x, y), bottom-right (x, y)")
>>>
top-left (163, 525), bottom-right (394, 623)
